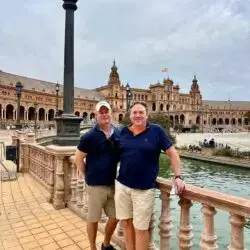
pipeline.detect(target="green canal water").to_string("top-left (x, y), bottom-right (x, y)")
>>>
top-left (155, 155), bottom-right (250, 249)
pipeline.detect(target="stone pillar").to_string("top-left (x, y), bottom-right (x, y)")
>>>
top-left (53, 156), bottom-right (65, 209)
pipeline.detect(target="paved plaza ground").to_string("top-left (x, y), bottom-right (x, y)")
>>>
top-left (0, 174), bottom-right (119, 250)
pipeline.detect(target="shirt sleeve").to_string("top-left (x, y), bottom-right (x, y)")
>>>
top-left (77, 132), bottom-right (92, 153)
top-left (158, 125), bottom-right (173, 151)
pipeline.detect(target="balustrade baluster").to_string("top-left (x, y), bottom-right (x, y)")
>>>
top-left (47, 155), bottom-right (54, 203)
top-left (178, 198), bottom-right (193, 250)
top-left (200, 205), bottom-right (218, 250)
top-left (53, 156), bottom-right (65, 209)
top-left (148, 211), bottom-right (157, 250)
top-left (228, 214), bottom-right (246, 250)
top-left (76, 174), bottom-right (84, 209)
top-left (83, 183), bottom-right (88, 216)
top-left (159, 190), bottom-right (173, 250)
top-left (70, 161), bottom-right (77, 204)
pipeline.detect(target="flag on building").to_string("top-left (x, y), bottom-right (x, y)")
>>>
top-left (161, 67), bottom-right (168, 72)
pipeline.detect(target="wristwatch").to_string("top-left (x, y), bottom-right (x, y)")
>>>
top-left (174, 175), bottom-right (183, 180)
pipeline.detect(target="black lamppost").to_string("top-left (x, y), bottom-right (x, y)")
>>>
top-left (15, 81), bottom-right (23, 129)
top-left (34, 102), bottom-right (38, 133)
top-left (55, 82), bottom-right (60, 116)
top-left (126, 83), bottom-right (132, 111)
top-left (53, 0), bottom-right (82, 146)
top-left (166, 85), bottom-right (171, 131)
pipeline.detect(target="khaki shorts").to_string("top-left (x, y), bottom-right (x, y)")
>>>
top-left (115, 181), bottom-right (155, 230)
top-left (87, 185), bottom-right (116, 222)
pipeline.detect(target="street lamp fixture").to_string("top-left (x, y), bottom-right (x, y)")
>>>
top-left (126, 83), bottom-right (132, 111)
top-left (15, 81), bottom-right (23, 129)
top-left (55, 82), bottom-right (60, 116)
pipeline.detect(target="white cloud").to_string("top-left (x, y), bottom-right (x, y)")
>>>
top-left (0, 0), bottom-right (249, 100)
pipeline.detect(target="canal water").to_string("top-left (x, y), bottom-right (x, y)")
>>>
top-left (155, 156), bottom-right (250, 249)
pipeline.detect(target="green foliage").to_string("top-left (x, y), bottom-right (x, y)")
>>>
top-left (245, 111), bottom-right (250, 121)
top-left (158, 153), bottom-right (171, 178)
top-left (174, 124), bottom-right (184, 132)
top-left (180, 145), bottom-right (189, 150)
top-left (120, 111), bottom-right (176, 144)
top-left (191, 124), bottom-right (199, 132)
top-left (148, 112), bottom-right (169, 131)
top-left (213, 148), bottom-right (234, 157)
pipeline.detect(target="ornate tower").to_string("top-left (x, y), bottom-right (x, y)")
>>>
top-left (190, 75), bottom-right (200, 93)
top-left (190, 74), bottom-right (202, 108)
top-left (108, 60), bottom-right (121, 85)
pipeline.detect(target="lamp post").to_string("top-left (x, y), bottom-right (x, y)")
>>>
top-left (15, 81), bottom-right (23, 130)
top-left (55, 82), bottom-right (60, 116)
top-left (166, 85), bottom-right (170, 131)
top-left (34, 102), bottom-right (38, 135)
top-left (126, 83), bottom-right (132, 111)
top-left (53, 0), bottom-right (82, 146)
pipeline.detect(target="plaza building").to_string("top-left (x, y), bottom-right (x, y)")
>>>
top-left (0, 61), bottom-right (249, 131)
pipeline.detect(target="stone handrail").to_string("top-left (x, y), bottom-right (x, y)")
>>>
top-left (157, 177), bottom-right (250, 250)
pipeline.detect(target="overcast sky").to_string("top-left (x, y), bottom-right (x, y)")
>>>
top-left (0, 0), bottom-right (250, 101)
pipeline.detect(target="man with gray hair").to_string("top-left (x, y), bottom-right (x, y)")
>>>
top-left (75, 100), bottom-right (120, 250)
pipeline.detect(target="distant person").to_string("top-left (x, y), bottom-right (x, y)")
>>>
top-left (75, 101), bottom-right (120, 250)
top-left (115, 102), bottom-right (185, 250)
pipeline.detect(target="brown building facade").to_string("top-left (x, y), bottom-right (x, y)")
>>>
top-left (0, 61), bottom-right (249, 131)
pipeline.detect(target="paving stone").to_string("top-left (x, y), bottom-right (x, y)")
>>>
top-left (0, 173), bottom-right (119, 250)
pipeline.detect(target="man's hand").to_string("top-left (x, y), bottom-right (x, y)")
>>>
top-left (74, 149), bottom-right (87, 180)
top-left (174, 178), bottom-right (185, 195)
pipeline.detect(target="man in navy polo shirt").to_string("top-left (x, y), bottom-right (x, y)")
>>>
top-left (115, 102), bottom-right (185, 250)
top-left (75, 101), bottom-right (119, 250)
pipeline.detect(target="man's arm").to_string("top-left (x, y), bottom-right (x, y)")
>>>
top-left (164, 146), bottom-right (181, 176)
top-left (75, 148), bottom-right (87, 176)
top-left (164, 146), bottom-right (185, 195)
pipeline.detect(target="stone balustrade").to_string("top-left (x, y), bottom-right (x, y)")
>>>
top-left (16, 133), bottom-right (250, 250)
top-left (157, 177), bottom-right (250, 250)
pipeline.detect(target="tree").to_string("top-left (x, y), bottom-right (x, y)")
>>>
top-left (120, 112), bottom-right (176, 144)
top-left (191, 124), bottom-right (199, 132)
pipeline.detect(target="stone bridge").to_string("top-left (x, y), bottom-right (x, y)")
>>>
top-left (0, 131), bottom-right (249, 250)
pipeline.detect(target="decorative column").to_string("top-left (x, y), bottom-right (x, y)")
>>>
top-left (70, 159), bottom-right (77, 204)
top-left (47, 154), bottom-right (55, 203)
top-left (200, 205), bottom-right (218, 250)
top-left (53, 156), bottom-right (65, 209)
top-left (148, 211), bottom-right (157, 250)
top-left (178, 198), bottom-right (193, 250)
top-left (159, 190), bottom-right (173, 249)
top-left (228, 214), bottom-right (246, 250)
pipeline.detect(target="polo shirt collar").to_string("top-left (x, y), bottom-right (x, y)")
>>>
top-left (94, 123), bottom-right (114, 135)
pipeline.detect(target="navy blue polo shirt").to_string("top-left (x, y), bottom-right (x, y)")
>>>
top-left (77, 124), bottom-right (120, 186)
top-left (117, 123), bottom-right (172, 189)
